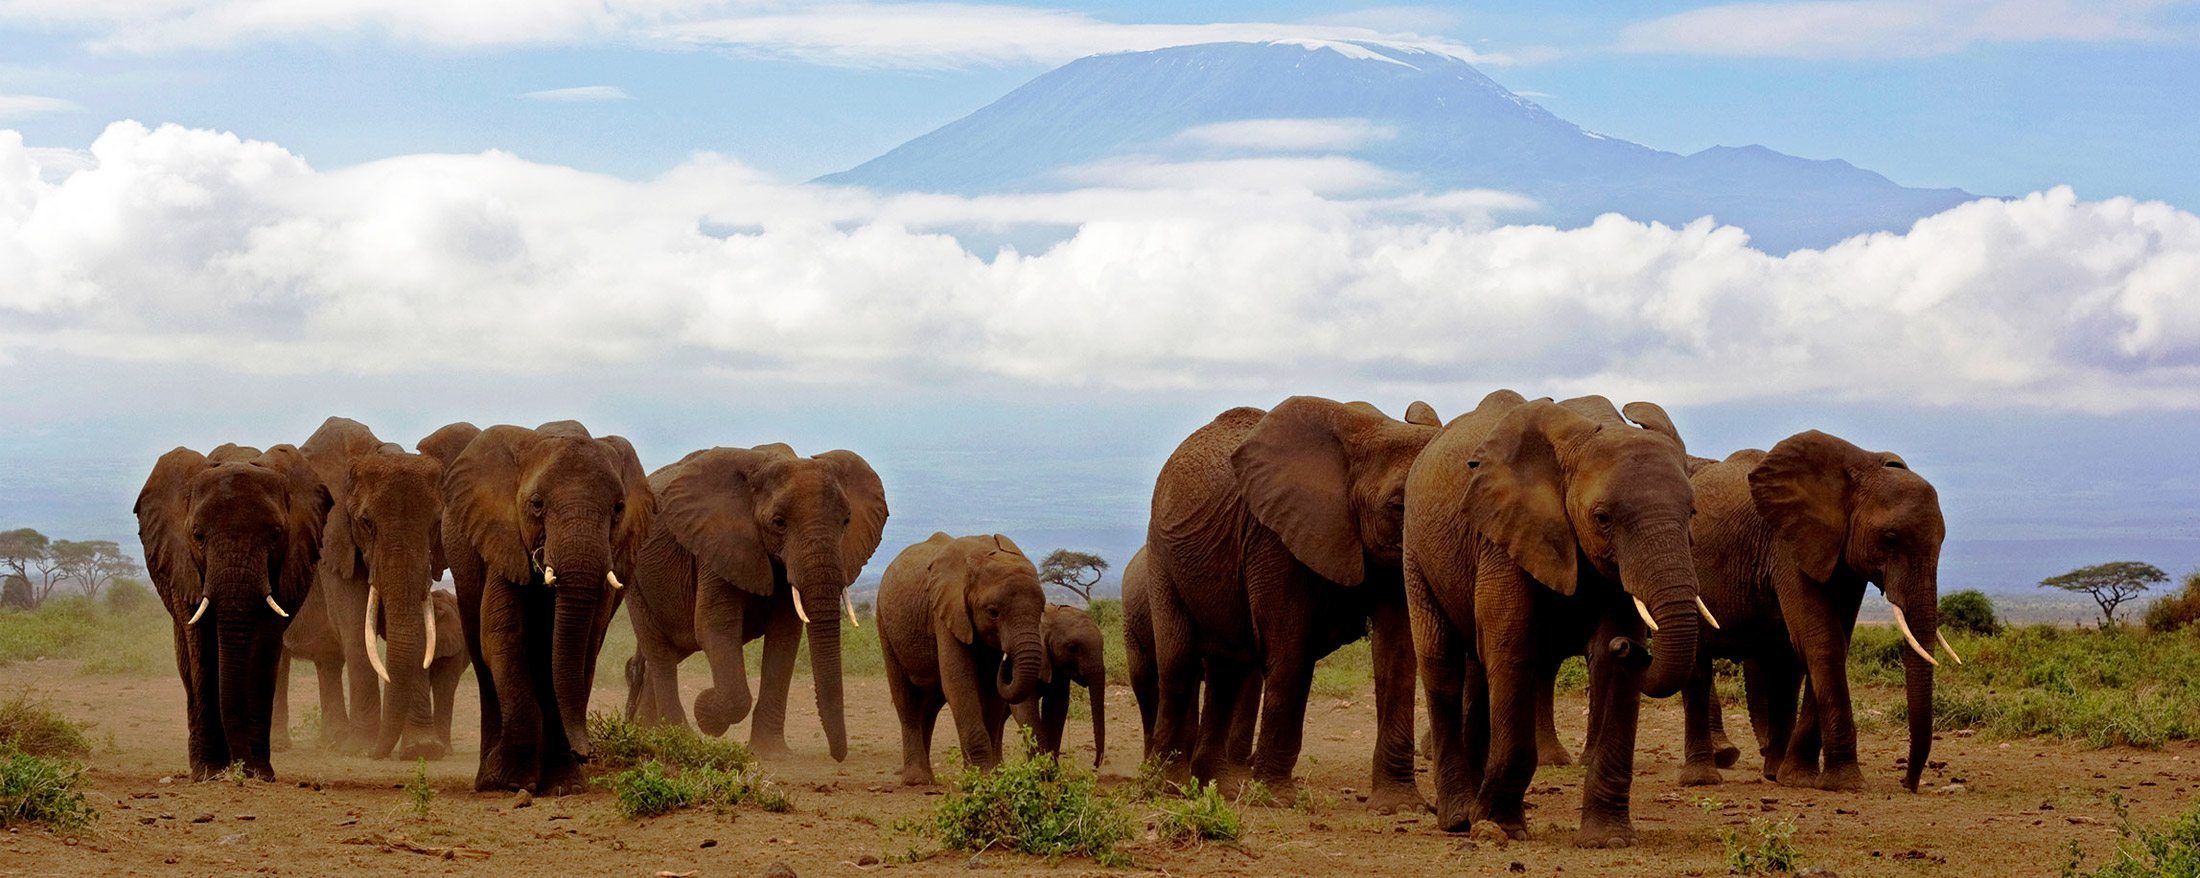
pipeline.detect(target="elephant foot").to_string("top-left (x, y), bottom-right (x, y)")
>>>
top-left (1436, 799), bottom-right (1474, 833)
top-left (693, 687), bottom-right (750, 738)
top-left (1774, 762), bottom-right (1820, 789)
top-left (1679, 761), bottom-right (1723, 787)
top-left (536, 763), bottom-right (588, 797)
top-left (474, 749), bottom-right (531, 793)
top-left (1573, 816), bottom-right (1636, 849)
top-left (1711, 732), bottom-right (1741, 769)
top-left (749, 736), bottom-right (793, 760)
top-left (1367, 781), bottom-right (1430, 816)
top-left (1536, 741), bottom-right (1574, 767)
top-left (1760, 753), bottom-right (1784, 781)
top-left (900, 765), bottom-right (935, 787)
top-left (401, 739), bottom-right (450, 761)
top-left (1473, 817), bottom-right (1530, 842)
top-left (1817, 762), bottom-right (1864, 792)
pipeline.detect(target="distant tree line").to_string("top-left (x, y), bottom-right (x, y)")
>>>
top-left (0, 527), bottom-right (142, 609)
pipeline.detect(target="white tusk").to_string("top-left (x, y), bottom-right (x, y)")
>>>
top-left (1888, 603), bottom-right (1939, 668)
top-left (422, 598), bottom-right (437, 669)
top-left (186, 597), bottom-right (209, 625)
top-left (1695, 596), bottom-right (1720, 630)
top-left (1633, 596), bottom-right (1659, 632)
top-left (265, 595), bottom-right (289, 618)
top-left (844, 590), bottom-right (859, 628)
top-left (1935, 629), bottom-right (1964, 665)
top-left (365, 586), bottom-right (391, 684)
top-left (542, 564), bottom-right (556, 586)
top-left (606, 569), bottom-right (623, 590)
top-left (790, 584), bottom-right (811, 625)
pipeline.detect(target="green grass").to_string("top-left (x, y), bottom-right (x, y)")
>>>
top-left (1721, 816), bottom-right (1801, 874)
top-left (1149, 779), bottom-right (1242, 845)
top-left (2062, 795), bottom-right (2200, 878)
top-left (405, 758), bottom-right (435, 819)
top-left (586, 711), bottom-right (755, 772)
top-left (598, 759), bottom-right (792, 819)
top-left (0, 743), bottom-right (97, 831)
top-left (1310, 640), bottom-right (1373, 699)
top-left (1853, 624), bottom-right (2200, 747)
top-left (0, 696), bottom-right (91, 759)
top-left (0, 596), bottom-right (172, 676)
top-left (910, 743), bottom-right (1135, 866)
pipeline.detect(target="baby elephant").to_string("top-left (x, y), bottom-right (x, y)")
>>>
top-left (1013, 604), bottom-right (1107, 768)
top-left (877, 533), bottom-right (1051, 785)
top-left (402, 589), bottom-right (467, 758)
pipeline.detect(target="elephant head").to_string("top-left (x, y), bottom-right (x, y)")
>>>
top-left (1044, 604), bottom-right (1107, 767)
top-left (1465, 397), bottom-right (1702, 698)
top-left (653, 443), bottom-right (888, 761)
top-left (441, 421), bottom-right (654, 763)
top-left (1750, 429), bottom-right (1948, 791)
top-left (136, 443), bottom-right (330, 778)
top-left (927, 534), bottom-right (1050, 704)
top-left (1230, 396), bottom-right (1441, 587)
top-left (336, 448), bottom-right (449, 756)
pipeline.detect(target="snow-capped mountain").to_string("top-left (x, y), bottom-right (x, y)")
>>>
top-left (820, 40), bottom-right (1974, 253)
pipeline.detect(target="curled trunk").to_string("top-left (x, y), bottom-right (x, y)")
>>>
top-left (1619, 527), bottom-right (1700, 698)
top-left (996, 633), bottom-right (1045, 705)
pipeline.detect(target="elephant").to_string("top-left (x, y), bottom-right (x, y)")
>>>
top-left (1674, 431), bottom-right (1952, 792)
top-left (271, 418), bottom-right (454, 759)
top-left (1144, 396), bottom-right (1439, 811)
top-left (876, 532), bottom-right (1050, 785)
top-left (1012, 603), bottom-right (1107, 768)
top-left (1403, 391), bottom-right (1705, 847)
top-left (438, 420), bottom-right (654, 794)
top-left (619, 443), bottom-right (887, 761)
top-left (1123, 544), bottom-right (1258, 768)
top-left (136, 442), bottom-right (331, 780)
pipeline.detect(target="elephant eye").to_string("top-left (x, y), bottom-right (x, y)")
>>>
top-left (612, 500), bottom-right (625, 521)
top-left (986, 605), bottom-right (1001, 619)
top-left (528, 493), bottom-right (545, 516)
top-left (191, 528), bottom-right (205, 544)
top-left (1881, 530), bottom-right (1900, 547)
top-left (270, 526), bottom-right (286, 543)
top-left (771, 515), bottom-right (788, 530)
top-left (842, 515), bottom-right (852, 526)
top-left (1591, 509), bottom-right (1613, 530)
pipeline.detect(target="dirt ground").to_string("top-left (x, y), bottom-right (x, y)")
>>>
top-left (5, 660), bottom-right (2195, 877)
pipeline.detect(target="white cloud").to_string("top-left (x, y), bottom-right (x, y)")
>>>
top-left (1172, 118), bottom-right (1398, 153)
top-left (0, 94), bottom-right (78, 118)
top-left (1619, 0), bottom-right (2194, 58)
top-left (3, 121), bottom-right (2199, 412)
top-left (0, 0), bottom-right (731, 52)
top-left (1055, 156), bottom-right (1407, 195)
top-left (522, 85), bottom-right (634, 102)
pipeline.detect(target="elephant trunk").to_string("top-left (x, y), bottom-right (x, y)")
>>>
top-left (1619, 524), bottom-right (1701, 699)
top-left (802, 588), bottom-right (848, 762)
top-left (370, 547), bottom-right (437, 758)
top-left (214, 600), bottom-right (260, 769)
top-left (1893, 576), bottom-right (1939, 792)
top-left (1086, 667), bottom-right (1107, 769)
top-left (547, 535), bottom-right (609, 762)
top-left (996, 632), bottom-right (1046, 705)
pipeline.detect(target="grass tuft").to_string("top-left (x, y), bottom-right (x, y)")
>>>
top-left (586, 711), bottom-right (754, 772)
top-left (0, 743), bottom-right (97, 831)
top-left (0, 696), bottom-right (91, 759)
top-left (2062, 794), bottom-right (2200, 878)
top-left (598, 759), bottom-right (791, 819)
top-left (911, 741), bottom-right (1134, 866)
top-left (1150, 779), bottom-right (1242, 845)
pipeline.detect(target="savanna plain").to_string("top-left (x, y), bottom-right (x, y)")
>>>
top-left (6, 588), bottom-right (2200, 877)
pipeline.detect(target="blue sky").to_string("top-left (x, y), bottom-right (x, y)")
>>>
top-left (2, 1), bottom-right (2195, 205)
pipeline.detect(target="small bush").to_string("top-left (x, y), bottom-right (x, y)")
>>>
top-left (1940, 589), bottom-right (2002, 636)
top-left (1124, 754), bottom-right (1176, 803)
top-left (1150, 779), bottom-right (1241, 845)
top-left (915, 746), bottom-right (1134, 865)
top-left (1722, 816), bottom-right (1800, 874)
top-left (599, 759), bottom-right (791, 819)
top-left (2144, 572), bottom-right (2200, 634)
top-left (0, 696), bottom-right (91, 759)
top-left (2062, 795), bottom-right (2200, 878)
top-left (405, 758), bottom-right (434, 819)
top-left (0, 744), bottom-right (97, 831)
top-left (586, 711), bottom-right (753, 772)
top-left (105, 579), bottom-right (156, 616)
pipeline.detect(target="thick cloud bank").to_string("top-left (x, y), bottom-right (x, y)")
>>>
top-left (3, 122), bottom-right (2197, 411)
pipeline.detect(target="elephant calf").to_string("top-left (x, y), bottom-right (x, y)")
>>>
top-left (1014, 603), bottom-right (1107, 768)
top-left (877, 533), bottom-right (1050, 785)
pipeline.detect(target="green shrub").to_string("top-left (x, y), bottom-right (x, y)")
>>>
top-left (1722, 816), bottom-right (1800, 874)
top-left (405, 758), bottom-right (434, 819)
top-left (104, 579), bottom-right (156, 616)
top-left (1940, 589), bottom-right (2002, 636)
top-left (0, 696), bottom-right (91, 759)
top-left (586, 711), bottom-right (753, 772)
top-left (598, 759), bottom-right (789, 819)
top-left (1150, 779), bottom-right (1241, 845)
top-left (2144, 572), bottom-right (2200, 634)
top-left (914, 746), bottom-right (1134, 865)
top-left (0, 744), bottom-right (96, 831)
top-left (2062, 795), bottom-right (2200, 878)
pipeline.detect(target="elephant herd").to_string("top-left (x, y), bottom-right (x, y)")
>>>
top-left (132, 394), bottom-right (1950, 848)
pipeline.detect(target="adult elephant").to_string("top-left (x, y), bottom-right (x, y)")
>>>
top-left (1146, 396), bottom-right (1439, 812)
top-left (1676, 431), bottom-right (1952, 792)
top-left (275, 418), bottom-right (453, 759)
top-left (877, 533), bottom-right (1050, 785)
top-left (1405, 392), bottom-right (1705, 847)
top-left (137, 442), bottom-right (330, 780)
top-left (619, 443), bottom-right (887, 761)
top-left (1013, 603), bottom-right (1107, 767)
top-left (439, 420), bottom-right (654, 794)
top-left (1123, 544), bottom-right (1258, 767)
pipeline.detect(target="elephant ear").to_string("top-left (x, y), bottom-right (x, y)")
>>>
top-left (301, 417), bottom-right (381, 583)
top-left (816, 449), bottom-right (889, 580)
top-left (1465, 401), bottom-right (1599, 595)
top-left (442, 425), bottom-right (534, 586)
top-left (255, 445), bottom-right (334, 609)
top-left (1232, 396), bottom-right (1366, 587)
top-left (927, 537), bottom-right (976, 645)
top-left (1749, 430), bottom-right (1863, 583)
top-left (597, 434), bottom-right (658, 582)
top-left (1403, 400), bottom-right (1442, 427)
top-left (657, 447), bottom-right (776, 597)
top-left (136, 447), bottom-right (208, 617)
top-left (415, 422), bottom-right (480, 581)
top-left (1620, 401), bottom-right (1687, 454)
top-left (989, 533), bottom-right (1024, 557)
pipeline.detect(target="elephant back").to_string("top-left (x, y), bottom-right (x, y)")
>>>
top-left (1146, 407), bottom-right (1264, 584)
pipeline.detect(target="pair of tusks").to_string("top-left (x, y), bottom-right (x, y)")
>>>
top-left (1633, 596), bottom-right (1722, 632)
top-left (1890, 603), bottom-right (1965, 666)
top-left (535, 556), bottom-right (626, 592)
top-left (785, 585), bottom-right (860, 628)
top-left (183, 595), bottom-right (288, 624)
top-left (363, 586), bottom-right (439, 685)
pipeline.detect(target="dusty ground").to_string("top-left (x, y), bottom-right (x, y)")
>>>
top-left (5, 660), bottom-right (2195, 877)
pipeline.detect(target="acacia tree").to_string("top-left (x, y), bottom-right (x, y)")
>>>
top-left (2040, 561), bottom-right (2167, 627)
top-left (54, 540), bottom-right (135, 601)
top-left (1037, 549), bottom-right (1109, 604)
top-left (0, 528), bottom-right (48, 585)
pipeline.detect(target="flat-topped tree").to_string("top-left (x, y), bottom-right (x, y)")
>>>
top-left (1038, 549), bottom-right (1108, 604)
top-left (2041, 561), bottom-right (2167, 627)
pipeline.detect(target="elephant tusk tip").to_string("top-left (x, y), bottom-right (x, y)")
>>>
top-left (1632, 596), bottom-right (1659, 632)
top-left (186, 597), bottom-right (209, 625)
top-left (265, 595), bottom-right (289, 618)
top-left (1936, 630), bottom-right (1964, 665)
top-left (1694, 595), bottom-right (1720, 629)
top-left (843, 590), bottom-right (859, 628)
top-left (607, 570), bottom-right (623, 590)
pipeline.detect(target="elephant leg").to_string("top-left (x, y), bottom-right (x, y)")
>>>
top-left (1128, 635), bottom-right (1159, 763)
top-left (1747, 655), bottom-right (1802, 781)
top-left (1575, 615), bottom-right (1644, 849)
top-left (1148, 585), bottom-right (1203, 784)
top-left (639, 648), bottom-right (687, 729)
top-left (312, 658), bottom-right (348, 749)
top-left (1367, 593), bottom-right (1427, 815)
top-left (982, 679), bottom-right (1011, 758)
top-left (939, 643), bottom-right (1001, 771)
top-left (396, 665), bottom-right (447, 761)
top-left (1248, 640), bottom-right (1317, 802)
top-left (748, 598), bottom-right (801, 757)
top-left (450, 551), bottom-right (502, 790)
top-left (1191, 657), bottom-right (1252, 786)
top-left (1779, 675), bottom-right (1825, 787)
top-left (1225, 671), bottom-right (1260, 772)
top-left (693, 582), bottom-right (754, 738)
top-left (477, 580), bottom-right (538, 791)
top-left (1417, 604), bottom-right (1476, 830)
top-left (431, 657), bottom-right (462, 752)
top-left (1038, 680), bottom-right (1071, 758)
top-left (271, 651), bottom-right (292, 753)
top-left (1535, 661), bottom-right (1572, 766)
top-left (881, 648), bottom-right (935, 785)
top-left (622, 654), bottom-right (647, 722)
top-left (1679, 657), bottom-right (1722, 786)
top-left (1473, 570), bottom-right (1538, 840)
top-left (1707, 675), bottom-right (1742, 768)
top-left (330, 579), bottom-right (380, 754)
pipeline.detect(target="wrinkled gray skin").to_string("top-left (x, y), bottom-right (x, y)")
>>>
top-left (137, 443), bottom-right (330, 781)
top-left (876, 533), bottom-right (1051, 785)
top-left (1013, 604), bottom-right (1107, 767)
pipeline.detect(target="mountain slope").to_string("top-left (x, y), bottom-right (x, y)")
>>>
top-left (819, 40), bottom-right (1975, 253)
